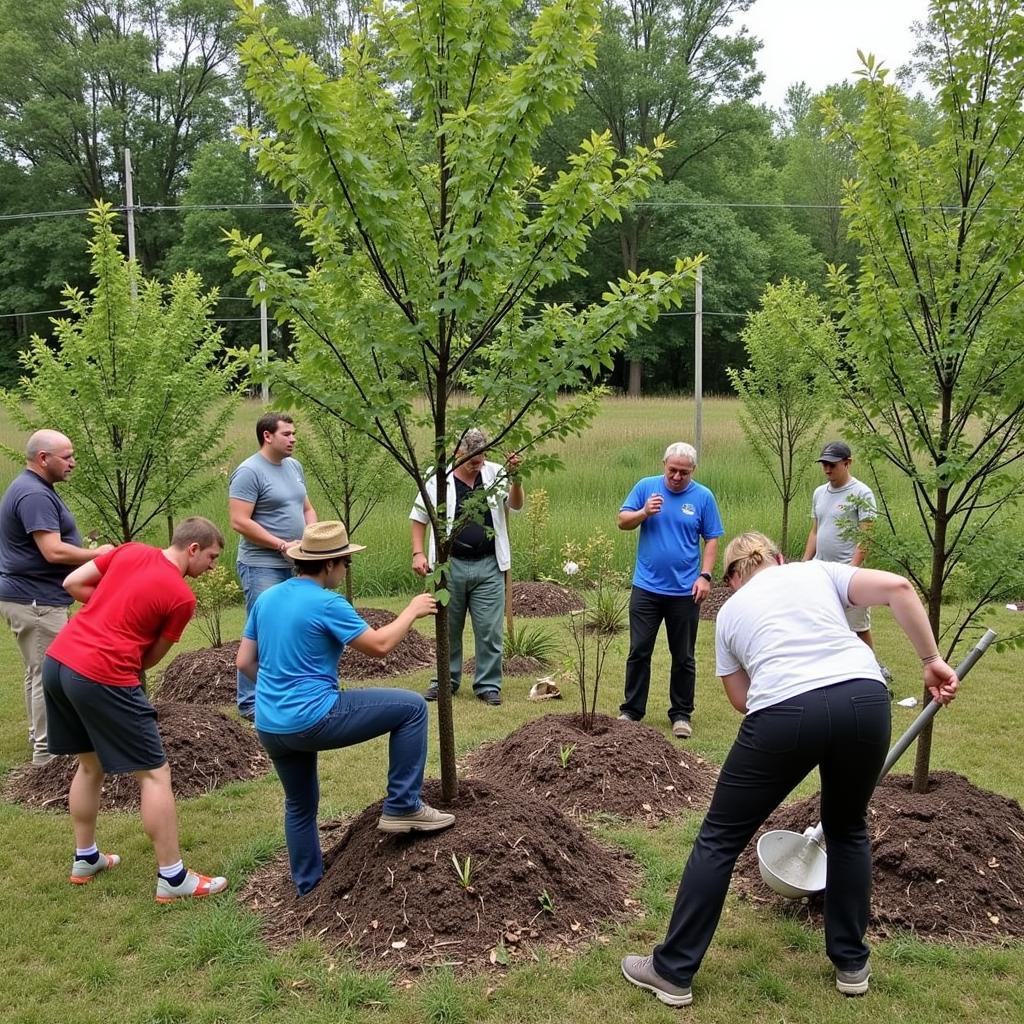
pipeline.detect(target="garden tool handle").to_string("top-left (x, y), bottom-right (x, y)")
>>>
top-left (877, 628), bottom-right (997, 781)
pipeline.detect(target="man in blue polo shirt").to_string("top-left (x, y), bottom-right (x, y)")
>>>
top-left (0, 429), bottom-right (113, 764)
top-left (617, 442), bottom-right (724, 739)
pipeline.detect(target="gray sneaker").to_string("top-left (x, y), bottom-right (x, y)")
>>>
top-left (70, 851), bottom-right (121, 885)
top-left (618, 712), bottom-right (638, 722)
top-left (672, 718), bottom-right (693, 739)
top-left (836, 959), bottom-right (871, 996)
top-left (621, 954), bottom-right (693, 1007)
top-left (377, 802), bottom-right (456, 833)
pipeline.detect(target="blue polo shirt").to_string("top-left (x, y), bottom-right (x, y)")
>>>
top-left (244, 577), bottom-right (369, 733)
top-left (621, 476), bottom-right (724, 596)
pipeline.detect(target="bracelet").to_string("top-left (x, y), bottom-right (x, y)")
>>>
top-left (921, 653), bottom-right (941, 665)
top-left (412, 551), bottom-right (424, 557)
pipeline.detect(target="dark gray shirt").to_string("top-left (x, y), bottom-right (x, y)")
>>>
top-left (229, 453), bottom-right (308, 568)
top-left (0, 469), bottom-right (81, 606)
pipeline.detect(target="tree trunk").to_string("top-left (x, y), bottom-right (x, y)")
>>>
top-left (434, 595), bottom-right (458, 801)
top-left (627, 358), bottom-right (643, 397)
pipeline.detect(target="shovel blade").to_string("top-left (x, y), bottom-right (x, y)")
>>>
top-left (757, 829), bottom-right (827, 898)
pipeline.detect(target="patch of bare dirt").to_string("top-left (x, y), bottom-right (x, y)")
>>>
top-left (699, 582), bottom-right (733, 621)
top-left (238, 778), bottom-right (638, 973)
top-left (734, 771), bottom-right (1024, 944)
top-left (465, 712), bottom-right (717, 821)
top-left (510, 582), bottom-right (584, 618)
top-left (4, 703), bottom-right (269, 811)
top-left (339, 608), bottom-right (436, 681)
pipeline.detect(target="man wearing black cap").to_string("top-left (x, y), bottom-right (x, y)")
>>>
top-left (802, 441), bottom-right (879, 650)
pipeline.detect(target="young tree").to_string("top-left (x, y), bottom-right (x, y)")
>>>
top-left (2, 203), bottom-right (238, 542)
top-left (820, 0), bottom-right (1024, 791)
top-left (229, 0), bottom-right (701, 799)
top-left (727, 279), bottom-right (834, 554)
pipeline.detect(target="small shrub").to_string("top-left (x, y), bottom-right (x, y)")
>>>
top-left (504, 622), bottom-right (559, 663)
top-left (188, 564), bottom-right (243, 648)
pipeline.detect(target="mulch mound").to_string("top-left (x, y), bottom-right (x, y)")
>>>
top-left (699, 582), bottom-right (733, 621)
top-left (157, 641), bottom-right (239, 704)
top-left (339, 608), bottom-right (436, 681)
top-left (510, 581), bottom-right (584, 617)
top-left (463, 654), bottom-right (550, 678)
top-left (734, 771), bottom-right (1024, 944)
top-left (3, 703), bottom-right (269, 811)
top-left (465, 712), bottom-right (717, 821)
top-left (156, 610), bottom-right (436, 705)
top-left (239, 778), bottom-right (637, 973)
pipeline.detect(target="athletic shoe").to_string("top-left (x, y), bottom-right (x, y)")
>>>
top-left (618, 712), bottom-right (638, 721)
top-left (621, 954), bottom-right (693, 1007)
top-left (424, 682), bottom-right (457, 702)
top-left (70, 851), bottom-right (121, 885)
top-left (155, 869), bottom-right (229, 904)
top-left (475, 689), bottom-right (502, 706)
top-left (672, 718), bottom-right (693, 739)
top-left (377, 802), bottom-right (456, 833)
top-left (836, 959), bottom-right (871, 996)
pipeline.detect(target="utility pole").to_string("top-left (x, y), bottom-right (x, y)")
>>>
top-left (694, 264), bottom-right (703, 461)
top-left (259, 277), bottom-right (269, 403)
top-left (124, 149), bottom-right (138, 298)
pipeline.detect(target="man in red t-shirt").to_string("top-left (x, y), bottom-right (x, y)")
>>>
top-left (43, 516), bottom-right (230, 903)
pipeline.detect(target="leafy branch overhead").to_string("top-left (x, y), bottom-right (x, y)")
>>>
top-left (227, 0), bottom-right (702, 800)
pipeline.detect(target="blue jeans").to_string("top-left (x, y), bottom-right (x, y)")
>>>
top-left (448, 555), bottom-right (504, 693)
top-left (652, 679), bottom-right (891, 985)
top-left (236, 562), bottom-right (293, 717)
top-left (257, 688), bottom-right (428, 895)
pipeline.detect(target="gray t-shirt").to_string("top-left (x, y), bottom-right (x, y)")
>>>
top-left (811, 476), bottom-right (876, 564)
top-left (229, 453), bottom-right (308, 568)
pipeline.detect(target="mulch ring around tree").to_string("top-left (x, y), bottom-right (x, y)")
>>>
top-left (464, 712), bottom-right (717, 821)
top-left (156, 610), bottom-right (435, 704)
top-left (733, 771), bottom-right (1024, 944)
top-left (3, 702), bottom-right (269, 811)
top-left (510, 581), bottom-right (584, 618)
top-left (699, 582), bottom-right (733, 621)
top-left (239, 778), bottom-right (639, 974)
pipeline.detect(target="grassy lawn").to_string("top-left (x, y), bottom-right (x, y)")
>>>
top-left (1, 396), bottom-right (1022, 1022)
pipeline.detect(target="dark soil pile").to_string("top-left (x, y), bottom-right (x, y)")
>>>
top-left (239, 778), bottom-right (637, 973)
top-left (4, 703), bottom-right (269, 811)
top-left (340, 608), bottom-right (436, 681)
top-left (510, 581), bottom-right (584, 617)
top-left (699, 582), bottom-right (733, 621)
top-left (463, 654), bottom-right (551, 678)
top-left (465, 712), bottom-right (717, 821)
top-left (157, 641), bottom-right (240, 704)
top-left (734, 771), bottom-right (1024, 944)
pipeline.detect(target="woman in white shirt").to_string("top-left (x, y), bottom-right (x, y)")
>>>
top-left (622, 532), bottom-right (959, 1006)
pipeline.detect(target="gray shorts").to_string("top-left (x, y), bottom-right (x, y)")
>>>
top-left (845, 604), bottom-right (871, 634)
top-left (42, 656), bottom-right (166, 773)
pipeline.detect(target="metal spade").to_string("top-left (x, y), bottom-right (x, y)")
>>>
top-left (756, 628), bottom-right (997, 899)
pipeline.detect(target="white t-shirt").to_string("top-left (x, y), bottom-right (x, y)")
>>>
top-left (715, 561), bottom-right (885, 714)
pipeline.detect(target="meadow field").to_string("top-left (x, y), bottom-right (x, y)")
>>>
top-left (1, 397), bottom-right (1022, 1023)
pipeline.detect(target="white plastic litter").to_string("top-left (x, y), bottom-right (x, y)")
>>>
top-left (896, 697), bottom-right (918, 708)
top-left (1006, 603), bottom-right (1020, 612)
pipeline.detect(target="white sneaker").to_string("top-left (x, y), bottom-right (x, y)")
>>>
top-left (672, 719), bottom-right (692, 739)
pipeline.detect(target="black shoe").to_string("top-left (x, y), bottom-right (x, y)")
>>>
top-left (424, 682), bottom-right (457, 702)
top-left (476, 689), bottom-right (502, 706)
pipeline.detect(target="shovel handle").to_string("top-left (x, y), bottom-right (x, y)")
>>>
top-left (877, 628), bottom-right (996, 781)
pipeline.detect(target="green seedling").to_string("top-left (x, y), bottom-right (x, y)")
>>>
top-left (558, 743), bottom-right (577, 769)
top-left (538, 890), bottom-right (555, 914)
top-left (451, 853), bottom-right (473, 890)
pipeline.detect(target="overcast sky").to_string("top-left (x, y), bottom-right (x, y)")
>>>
top-left (739, 0), bottom-right (931, 110)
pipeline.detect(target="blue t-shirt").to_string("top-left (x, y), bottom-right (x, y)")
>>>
top-left (229, 453), bottom-right (308, 569)
top-left (244, 577), bottom-right (369, 733)
top-left (621, 476), bottom-right (724, 596)
top-left (0, 469), bottom-right (82, 606)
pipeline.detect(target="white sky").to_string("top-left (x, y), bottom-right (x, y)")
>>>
top-left (739, 0), bottom-right (931, 110)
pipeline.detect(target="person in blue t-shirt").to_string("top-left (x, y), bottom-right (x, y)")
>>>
top-left (236, 521), bottom-right (456, 896)
top-left (617, 442), bottom-right (724, 739)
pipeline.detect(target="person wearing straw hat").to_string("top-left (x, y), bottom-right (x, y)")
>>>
top-left (621, 531), bottom-right (959, 1006)
top-left (236, 521), bottom-right (455, 896)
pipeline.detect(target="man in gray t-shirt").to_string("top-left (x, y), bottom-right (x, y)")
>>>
top-left (802, 440), bottom-right (877, 646)
top-left (228, 413), bottom-right (317, 719)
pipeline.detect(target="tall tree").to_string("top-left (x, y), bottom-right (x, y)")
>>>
top-left (820, 0), bottom-right (1024, 791)
top-left (229, 0), bottom-right (701, 800)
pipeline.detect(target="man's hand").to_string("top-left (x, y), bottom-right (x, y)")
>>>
top-left (505, 452), bottom-right (522, 476)
top-left (407, 592), bottom-right (438, 619)
top-left (692, 574), bottom-right (711, 602)
top-left (643, 493), bottom-right (663, 518)
top-left (412, 552), bottom-right (430, 577)
top-left (924, 658), bottom-right (959, 704)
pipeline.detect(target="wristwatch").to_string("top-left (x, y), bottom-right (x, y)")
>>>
top-left (698, 571), bottom-right (712, 582)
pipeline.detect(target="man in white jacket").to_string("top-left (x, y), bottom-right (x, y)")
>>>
top-left (410, 429), bottom-right (524, 706)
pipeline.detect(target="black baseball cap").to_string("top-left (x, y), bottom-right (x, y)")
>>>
top-left (817, 441), bottom-right (852, 463)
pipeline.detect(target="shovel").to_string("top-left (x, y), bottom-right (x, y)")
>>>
top-left (756, 628), bottom-right (997, 899)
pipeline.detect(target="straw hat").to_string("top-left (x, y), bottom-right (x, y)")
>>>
top-left (284, 521), bottom-right (366, 562)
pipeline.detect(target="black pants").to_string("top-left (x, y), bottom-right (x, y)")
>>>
top-left (621, 586), bottom-right (700, 722)
top-left (653, 679), bottom-right (892, 985)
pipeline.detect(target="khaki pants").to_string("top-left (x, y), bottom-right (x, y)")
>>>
top-left (0, 600), bottom-right (68, 764)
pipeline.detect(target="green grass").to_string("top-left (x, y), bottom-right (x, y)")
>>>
top-left (1, 397), bottom-right (1023, 1022)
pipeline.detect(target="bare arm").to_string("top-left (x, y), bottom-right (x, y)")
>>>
top-left (63, 560), bottom-right (103, 604)
top-left (236, 637), bottom-right (259, 681)
top-left (33, 532), bottom-right (113, 567)
top-left (618, 493), bottom-right (663, 531)
top-left (140, 637), bottom-right (175, 671)
top-left (692, 536), bottom-right (719, 600)
top-left (303, 496), bottom-right (317, 525)
top-left (411, 520), bottom-right (430, 577)
top-left (721, 669), bottom-right (751, 713)
top-left (849, 519), bottom-right (872, 568)
top-left (802, 521), bottom-right (818, 561)
top-left (348, 593), bottom-right (437, 657)
top-left (229, 497), bottom-right (291, 553)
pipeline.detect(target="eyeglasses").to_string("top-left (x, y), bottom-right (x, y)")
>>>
top-left (43, 451), bottom-right (74, 462)
top-left (340, 556), bottom-right (352, 568)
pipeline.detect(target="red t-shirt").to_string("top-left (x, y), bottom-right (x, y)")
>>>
top-left (47, 543), bottom-right (196, 687)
